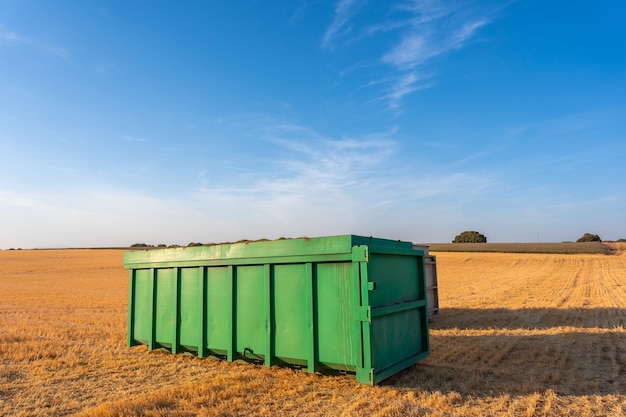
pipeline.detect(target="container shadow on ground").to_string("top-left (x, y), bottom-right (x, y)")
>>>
top-left (431, 307), bottom-right (626, 330)
top-left (383, 307), bottom-right (626, 397)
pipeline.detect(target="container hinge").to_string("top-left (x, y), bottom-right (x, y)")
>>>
top-left (357, 307), bottom-right (372, 323)
top-left (352, 246), bottom-right (369, 262)
top-left (356, 368), bottom-right (374, 385)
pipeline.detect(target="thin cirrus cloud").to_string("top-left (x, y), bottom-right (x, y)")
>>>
top-left (379, 71), bottom-right (435, 109)
top-left (0, 29), bottom-right (69, 59)
top-left (0, 119), bottom-right (500, 247)
top-left (0, 189), bottom-right (47, 211)
top-left (382, 18), bottom-right (490, 69)
top-left (195, 124), bottom-right (399, 208)
top-left (192, 122), bottom-right (498, 235)
top-left (322, 0), bottom-right (499, 109)
top-left (0, 31), bottom-right (26, 45)
top-left (0, 187), bottom-right (200, 248)
top-left (381, 3), bottom-right (494, 108)
top-left (122, 134), bottom-right (148, 143)
top-left (321, 0), bottom-right (364, 49)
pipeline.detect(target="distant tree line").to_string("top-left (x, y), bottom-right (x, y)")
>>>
top-left (450, 231), bottom-right (612, 244)
top-left (130, 243), bottom-right (172, 248)
top-left (129, 232), bottom-right (619, 250)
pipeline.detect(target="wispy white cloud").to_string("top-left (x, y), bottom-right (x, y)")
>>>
top-left (193, 124), bottom-right (398, 233)
top-left (322, 0), bottom-right (363, 48)
top-left (5, 114), bottom-right (617, 246)
top-left (382, 17), bottom-right (489, 70)
top-left (122, 134), bottom-right (148, 143)
top-left (380, 2), bottom-right (494, 108)
top-left (549, 195), bottom-right (619, 211)
top-left (322, 1), bottom-right (501, 109)
top-left (0, 186), bottom-right (203, 248)
top-left (383, 34), bottom-right (429, 69)
top-left (0, 189), bottom-right (48, 211)
top-left (381, 71), bottom-right (435, 109)
top-left (262, 123), bottom-right (398, 172)
top-left (189, 122), bottom-right (502, 240)
top-left (0, 29), bottom-right (69, 59)
top-left (503, 110), bottom-right (614, 147)
top-left (0, 31), bottom-right (28, 45)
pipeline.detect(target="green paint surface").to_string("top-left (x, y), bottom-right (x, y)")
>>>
top-left (125, 235), bottom-right (429, 384)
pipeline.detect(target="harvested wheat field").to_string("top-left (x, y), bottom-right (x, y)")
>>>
top-left (1, 245), bottom-right (625, 416)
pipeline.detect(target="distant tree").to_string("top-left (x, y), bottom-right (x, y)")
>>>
top-left (187, 242), bottom-right (203, 247)
top-left (453, 231), bottom-right (487, 243)
top-left (130, 243), bottom-right (153, 248)
top-left (617, 238), bottom-right (626, 242)
top-left (576, 233), bottom-right (602, 242)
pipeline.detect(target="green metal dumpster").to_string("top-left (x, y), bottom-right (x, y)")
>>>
top-left (125, 235), bottom-right (429, 385)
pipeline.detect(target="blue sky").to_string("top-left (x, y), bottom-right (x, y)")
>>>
top-left (1, 1), bottom-right (625, 248)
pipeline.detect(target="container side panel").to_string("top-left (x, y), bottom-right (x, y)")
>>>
top-left (368, 254), bottom-right (419, 307)
top-left (273, 264), bottom-right (308, 361)
top-left (370, 307), bottom-right (427, 370)
top-left (179, 267), bottom-right (201, 350)
top-left (426, 290), bottom-right (437, 308)
top-left (235, 265), bottom-right (265, 358)
top-left (316, 262), bottom-right (356, 369)
top-left (132, 269), bottom-right (153, 343)
top-left (425, 256), bottom-right (436, 288)
top-left (154, 268), bottom-right (176, 347)
top-left (425, 255), bottom-right (439, 318)
top-left (205, 266), bottom-right (231, 351)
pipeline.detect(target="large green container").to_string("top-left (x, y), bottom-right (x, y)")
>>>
top-left (124, 235), bottom-right (430, 385)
